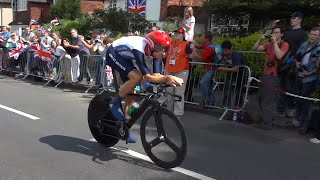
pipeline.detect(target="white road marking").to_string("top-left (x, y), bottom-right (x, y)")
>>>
top-left (0, 104), bottom-right (40, 120)
top-left (89, 138), bottom-right (216, 180)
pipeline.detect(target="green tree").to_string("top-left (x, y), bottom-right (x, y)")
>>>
top-left (91, 8), bottom-right (129, 34)
top-left (53, 16), bottom-right (93, 39)
top-left (91, 8), bottom-right (149, 35)
top-left (49, 0), bottom-right (82, 20)
top-left (204, 0), bottom-right (320, 33)
top-left (128, 13), bottom-right (150, 34)
top-left (162, 16), bottom-right (182, 33)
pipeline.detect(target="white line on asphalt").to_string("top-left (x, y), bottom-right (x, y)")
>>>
top-left (0, 104), bottom-right (40, 120)
top-left (89, 138), bottom-right (216, 180)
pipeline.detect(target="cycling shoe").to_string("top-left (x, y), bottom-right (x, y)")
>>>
top-left (109, 96), bottom-right (128, 123)
top-left (127, 133), bottom-right (137, 143)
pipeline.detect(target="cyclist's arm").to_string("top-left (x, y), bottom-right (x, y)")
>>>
top-left (143, 73), bottom-right (168, 84)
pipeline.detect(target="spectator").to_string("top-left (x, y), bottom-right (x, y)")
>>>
top-left (309, 85), bottom-right (320, 144)
top-left (165, 27), bottom-right (193, 118)
top-left (0, 26), bottom-right (10, 44)
top-left (278, 11), bottom-right (308, 118)
top-left (6, 32), bottom-right (19, 71)
top-left (6, 32), bottom-right (19, 49)
top-left (252, 25), bottom-right (289, 130)
top-left (191, 32), bottom-right (220, 107)
top-left (62, 38), bottom-right (80, 83)
top-left (51, 31), bottom-right (62, 46)
top-left (28, 35), bottom-right (41, 74)
top-left (182, 6), bottom-right (195, 42)
top-left (70, 28), bottom-right (91, 83)
top-left (40, 30), bottom-right (54, 50)
top-left (292, 27), bottom-right (320, 130)
top-left (21, 27), bottom-right (35, 45)
top-left (81, 29), bottom-right (102, 53)
top-left (50, 40), bottom-right (66, 79)
top-left (218, 40), bottom-right (246, 107)
top-left (81, 29), bottom-right (103, 85)
top-left (151, 25), bottom-right (160, 32)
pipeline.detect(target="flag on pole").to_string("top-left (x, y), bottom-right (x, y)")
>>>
top-left (50, 17), bottom-right (59, 27)
top-left (29, 18), bottom-right (37, 26)
top-left (128, 0), bottom-right (146, 16)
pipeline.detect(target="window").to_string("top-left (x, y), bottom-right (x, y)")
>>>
top-left (109, 0), bottom-right (117, 8)
top-left (229, 19), bottom-right (237, 26)
top-left (11, 0), bottom-right (17, 11)
top-left (17, 0), bottom-right (27, 12)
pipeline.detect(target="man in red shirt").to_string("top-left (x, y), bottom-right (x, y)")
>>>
top-left (192, 33), bottom-right (218, 107)
top-left (252, 25), bottom-right (289, 129)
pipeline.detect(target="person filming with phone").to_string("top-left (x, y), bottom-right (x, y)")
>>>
top-left (252, 25), bottom-right (289, 130)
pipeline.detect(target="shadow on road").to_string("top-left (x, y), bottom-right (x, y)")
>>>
top-left (39, 135), bottom-right (169, 172)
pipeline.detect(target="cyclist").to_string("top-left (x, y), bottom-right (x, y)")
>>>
top-left (105, 31), bottom-right (184, 143)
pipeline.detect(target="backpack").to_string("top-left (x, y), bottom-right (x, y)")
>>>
top-left (208, 43), bottom-right (223, 64)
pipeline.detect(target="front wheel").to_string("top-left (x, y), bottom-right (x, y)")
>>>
top-left (140, 106), bottom-right (187, 169)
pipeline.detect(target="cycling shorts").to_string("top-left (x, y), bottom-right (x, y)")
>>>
top-left (105, 45), bottom-right (135, 82)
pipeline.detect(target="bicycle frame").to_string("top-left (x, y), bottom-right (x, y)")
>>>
top-left (126, 95), bottom-right (161, 129)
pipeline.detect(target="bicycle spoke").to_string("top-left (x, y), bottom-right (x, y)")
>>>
top-left (154, 110), bottom-right (166, 136)
top-left (165, 137), bottom-right (180, 154)
top-left (148, 137), bottom-right (162, 148)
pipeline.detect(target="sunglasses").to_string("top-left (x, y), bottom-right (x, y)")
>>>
top-left (154, 44), bottom-right (169, 53)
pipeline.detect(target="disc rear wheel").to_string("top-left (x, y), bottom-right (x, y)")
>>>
top-left (88, 92), bottom-right (119, 147)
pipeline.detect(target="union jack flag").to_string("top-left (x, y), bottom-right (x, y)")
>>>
top-left (50, 17), bottom-right (59, 27)
top-left (128, 0), bottom-right (146, 16)
top-left (9, 43), bottom-right (28, 60)
top-left (31, 42), bottom-right (54, 62)
top-left (29, 18), bottom-right (37, 26)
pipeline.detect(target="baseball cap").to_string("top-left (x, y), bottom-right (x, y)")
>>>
top-left (174, 27), bottom-right (185, 34)
top-left (91, 29), bottom-right (100, 34)
top-left (290, 12), bottom-right (304, 18)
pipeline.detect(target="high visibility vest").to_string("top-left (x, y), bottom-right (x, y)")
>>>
top-left (165, 41), bottom-right (190, 73)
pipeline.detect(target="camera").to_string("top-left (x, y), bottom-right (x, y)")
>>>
top-left (297, 64), bottom-right (307, 72)
top-left (264, 29), bottom-right (272, 39)
top-left (266, 60), bottom-right (275, 67)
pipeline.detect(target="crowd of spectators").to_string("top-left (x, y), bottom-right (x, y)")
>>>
top-left (0, 10), bottom-right (320, 144)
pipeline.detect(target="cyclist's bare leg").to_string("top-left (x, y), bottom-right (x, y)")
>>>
top-left (124, 92), bottom-right (135, 120)
top-left (119, 69), bottom-right (142, 98)
top-left (118, 70), bottom-right (142, 120)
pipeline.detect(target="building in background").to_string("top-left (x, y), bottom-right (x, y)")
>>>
top-left (80, 0), bottom-right (104, 14)
top-left (103, 0), bottom-right (207, 34)
top-left (209, 14), bottom-right (250, 36)
top-left (9, 0), bottom-right (104, 34)
top-left (0, 0), bottom-right (13, 28)
top-left (9, 0), bottom-right (51, 34)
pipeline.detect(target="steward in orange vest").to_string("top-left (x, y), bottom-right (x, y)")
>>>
top-left (165, 28), bottom-right (193, 73)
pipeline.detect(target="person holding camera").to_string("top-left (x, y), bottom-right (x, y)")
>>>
top-left (252, 25), bottom-right (289, 130)
top-left (292, 27), bottom-right (320, 131)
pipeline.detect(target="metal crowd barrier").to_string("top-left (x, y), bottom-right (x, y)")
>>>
top-left (238, 51), bottom-right (265, 89)
top-left (0, 47), bottom-right (266, 122)
top-left (185, 62), bottom-right (251, 120)
top-left (81, 54), bottom-right (119, 93)
top-left (21, 49), bottom-right (55, 82)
